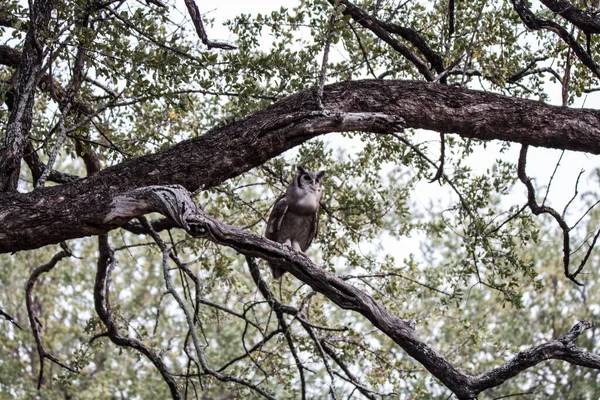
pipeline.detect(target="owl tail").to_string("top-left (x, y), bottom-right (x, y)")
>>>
top-left (269, 262), bottom-right (286, 279)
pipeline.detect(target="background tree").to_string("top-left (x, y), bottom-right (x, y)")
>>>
top-left (1, 0), bottom-right (600, 399)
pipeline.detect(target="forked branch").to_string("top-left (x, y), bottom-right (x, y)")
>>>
top-left (102, 184), bottom-right (600, 399)
top-left (25, 245), bottom-right (75, 389)
top-left (517, 145), bottom-right (599, 284)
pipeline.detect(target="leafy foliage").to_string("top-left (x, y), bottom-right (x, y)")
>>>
top-left (1, 0), bottom-right (600, 398)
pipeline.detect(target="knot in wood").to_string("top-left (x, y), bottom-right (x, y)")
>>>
top-left (188, 221), bottom-right (209, 237)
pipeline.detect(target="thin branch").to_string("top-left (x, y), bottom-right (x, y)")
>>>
top-left (93, 233), bottom-right (181, 399)
top-left (246, 256), bottom-right (308, 400)
top-left (517, 145), bottom-right (582, 284)
top-left (182, 0), bottom-right (236, 50)
top-left (563, 169), bottom-right (585, 220)
top-left (430, 133), bottom-right (445, 183)
top-left (347, 22), bottom-right (377, 79)
top-left (543, 150), bottom-right (565, 206)
top-left (342, 272), bottom-right (451, 296)
top-left (317, 0), bottom-right (340, 111)
top-left (141, 218), bottom-right (277, 399)
top-left (25, 245), bottom-right (74, 389)
top-left (0, 307), bottom-right (22, 330)
top-left (388, 132), bottom-right (474, 218)
top-left (511, 0), bottom-right (600, 78)
top-left (216, 328), bottom-right (284, 373)
top-left (106, 6), bottom-right (206, 62)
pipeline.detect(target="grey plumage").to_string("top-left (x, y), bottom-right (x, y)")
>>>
top-left (265, 165), bottom-right (326, 279)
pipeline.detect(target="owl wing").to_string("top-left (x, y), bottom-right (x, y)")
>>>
top-left (265, 193), bottom-right (288, 241)
top-left (265, 194), bottom-right (289, 279)
top-left (301, 208), bottom-right (319, 252)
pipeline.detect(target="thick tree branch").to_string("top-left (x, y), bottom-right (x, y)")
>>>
top-left (0, 0), bottom-right (54, 191)
top-left (1, 80), bottom-right (600, 253)
top-left (94, 185), bottom-right (600, 399)
top-left (538, 0), bottom-right (600, 34)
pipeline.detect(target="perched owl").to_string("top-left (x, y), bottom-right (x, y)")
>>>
top-left (265, 165), bottom-right (326, 279)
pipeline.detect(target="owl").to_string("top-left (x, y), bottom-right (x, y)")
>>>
top-left (265, 165), bottom-right (326, 279)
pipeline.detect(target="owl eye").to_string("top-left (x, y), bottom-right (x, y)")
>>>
top-left (303, 175), bottom-right (312, 181)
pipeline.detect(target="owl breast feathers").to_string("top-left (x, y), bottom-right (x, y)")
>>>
top-left (265, 166), bottom-right (326, 279)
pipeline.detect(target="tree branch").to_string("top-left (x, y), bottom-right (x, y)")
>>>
top-left (182, 0), bottom-right (236, 50)
top-left (517, 145), bottom-right (590, 284)
top-left (95, 184), bottom-right (600, 399)
top-left (511, 0), bottom-right (600, 78)
top-left (332, 0), bottom-right (438, 81)
top-left (25, 246), bottom-right (75, 389)
top-left (538, 0), bottom-right (600, 34)
top-left (2, 80), bottom-right (600, 253)
top-left (93, 233), bottom-right (181, 399)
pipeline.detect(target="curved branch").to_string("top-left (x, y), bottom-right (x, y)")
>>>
top-left (538, 0), bottom-right (600, 34)
top-left (182, 0), bottom-right (236, 50)
top-left (517, 145), bottom-right (588, 284)
top-left (25, 246), bottom-right (74, 389)
top-left (511, 0), bottom-right (600, 78)
top-left (472, 321), bottom-right (598, 389)
top-left (99, 185), bottom-right (600, 399)
top-left (332, 0), bottom-right (438, 80)
top-left (2, 80), bottom-right (600, 253)
top-left (94, 234), bottom-right (181, 399)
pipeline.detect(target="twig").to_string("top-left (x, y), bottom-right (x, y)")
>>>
top-left (430, 133), bottom-right (445, 183)
top-left (0, 307), bottom-right (22, 330)
top-left (182, 0), bottom-right (236, 50)
top-left (542, 150), bottom-right (565, 206)
top-left (25, 245), bottom-right (74, 389)
top-left (517, 145), bottom-right (584, 285)
top-left (141, 219), bottom-right (277, 399)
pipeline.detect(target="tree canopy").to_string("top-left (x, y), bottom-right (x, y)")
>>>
top-left (1, 0), bottom-right (600, 399)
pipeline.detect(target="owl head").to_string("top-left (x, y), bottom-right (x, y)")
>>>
top-left (294, 165), bottom-right (326, 193)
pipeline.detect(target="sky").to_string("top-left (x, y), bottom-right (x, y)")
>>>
top-left (197, 0), bottom-right (600, 215)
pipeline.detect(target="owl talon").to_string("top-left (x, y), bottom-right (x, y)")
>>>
top-left (292, 241), bottom-right (302, 252)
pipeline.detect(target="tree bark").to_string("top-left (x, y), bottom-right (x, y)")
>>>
top-left (0, 0), bottom-right (54, 192)
top-left (1, 79), bottom-right (600, 253)
top-left (95, 185), bottom-right (600, 400)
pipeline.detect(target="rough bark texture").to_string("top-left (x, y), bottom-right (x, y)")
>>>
top-left (1, 80), bottom-right (600, 253)
top-left (0, 0), bottom-right (54, 191)
top-left (538, 0), bottom-right (600, 34)
top-left (97, 185), bottom-right (600, 400)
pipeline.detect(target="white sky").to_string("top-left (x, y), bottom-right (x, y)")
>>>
top-left (197, 0), bottom-right (600, 214)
